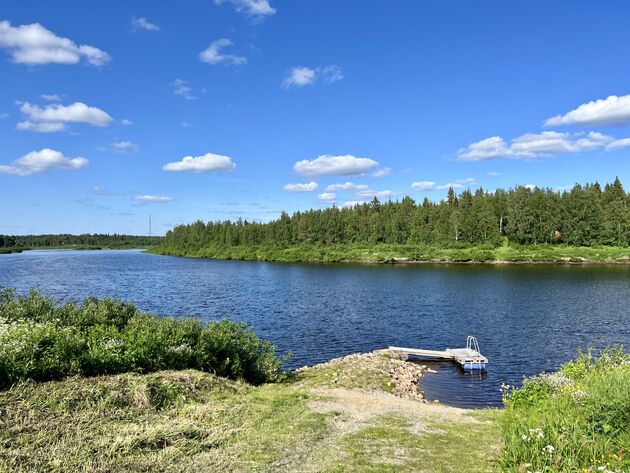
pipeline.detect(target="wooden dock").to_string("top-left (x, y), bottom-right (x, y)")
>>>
top-left (387, 336), bottom-right (488, 371)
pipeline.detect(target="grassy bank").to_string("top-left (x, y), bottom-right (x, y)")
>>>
top-left (151, 243), bottom-right (630, 264)
top-left (0, 291), bottom-right (627, 472)
top-left (0, 247), bottom-right (24, 254)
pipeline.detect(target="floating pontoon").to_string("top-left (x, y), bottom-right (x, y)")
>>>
top-left (387, 336), bottom-right (488, 371)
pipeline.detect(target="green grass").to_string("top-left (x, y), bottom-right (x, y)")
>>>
top-left (151, 243), bottom-right (630, 264)
top-left (500, 348), bottom-right (630, 472)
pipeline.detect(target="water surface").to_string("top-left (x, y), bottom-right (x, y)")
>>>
top-left (1, 249), bottom-right (628, 407)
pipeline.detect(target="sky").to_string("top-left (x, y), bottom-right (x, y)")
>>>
top-left (2, 0), bottom-right (630, 235)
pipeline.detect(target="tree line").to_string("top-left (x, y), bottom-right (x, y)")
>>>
top-left (158, 178), bottom-right (630, 251)
top-left (0, 234), bottom-right (161, 249)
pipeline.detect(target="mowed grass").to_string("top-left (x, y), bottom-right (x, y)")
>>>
top-left (0, 366), bottom-right (502, 473)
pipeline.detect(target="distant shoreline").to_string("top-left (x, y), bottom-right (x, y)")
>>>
top-left (149, 244), bottom-right (630, 265)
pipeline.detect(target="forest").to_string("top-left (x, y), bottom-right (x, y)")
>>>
top-left (0, 234), bottom-right (161, 250)
top-left (158, 178), bottom-right (630, 254)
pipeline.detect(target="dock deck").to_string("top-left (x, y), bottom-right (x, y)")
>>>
top-left (387, 336), bottom-right (488, 371)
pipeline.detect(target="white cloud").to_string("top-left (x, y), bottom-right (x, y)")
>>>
top-left (163, 152), bottom-right (236, 173)
top-left (199, 38), bottom-right (246, 65)
top-left (283, 65), bottom-right (344, 88)
top-left (214, 0), bottom-right (276, 18)
top-left (373, 167), bottom-right (391, 177)
top-left (134, 195), bottom-right (174, 203)
top-left (112, 141), bottom-right (139, 153)
top-left (294, 154), bottom-right (379, 176)
top-left (437, 182), bottom-right (464, 190)
top-left (545, 95), bottom-right (630, 127)
top-left (0, 20), bottom-right (110, 66)
top-left (171, 79), bottom-right (198, 100)
top-left (121, 118), bottom-right (134, 126)
top-left (0, 148), bottom-right (88, 176)
top-left (131, 17), bottom-right (160, 32)
top-left (283, 66), bottom-right (316, 88)
top-left (606, 137), bottom-right (630, 151)
top-left (283, 182), bottom-right (318, 192)
top-left (318, 192), bottom-right (337, 202)
top-left (411, 181), bottom-right (437, 191)
top-left (524, 184), bottom-right (536, 190)
top-left (325, 182), bottom-right (370, 192)
top-left (357, 189), bottom-right (394, 199)
top-left (457, 131), bottom-right (616, 161)
top-left (180, 121), bottom-right (193, 127)
top-left (17, 101), bottom-right (113, 132)
top-left (16, 121), bottom-right (65, 132)
top-left (41, 94), bottom-right (62, 101)
top-left (487, 171), bottom-right (501, 176)
top-left (319, 65), bottom-right (344, 84)
top-left (341, 200), bottom-right (368, 208)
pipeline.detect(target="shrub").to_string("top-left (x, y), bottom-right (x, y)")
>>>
top-left (500, 347), bottom-right (630, 472)
top-left (0, 288), bottom-right (287, 388)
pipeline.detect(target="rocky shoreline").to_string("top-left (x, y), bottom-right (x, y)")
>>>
top-left (296, 350), bottom-right (428, 401)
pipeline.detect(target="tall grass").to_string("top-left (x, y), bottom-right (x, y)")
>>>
top-left (0, 288), bottom-right (287, 388)
top-left (500, 348), bottom-right (629, 472)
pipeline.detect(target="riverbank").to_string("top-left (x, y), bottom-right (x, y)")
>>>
top-left (151, 243), bottom-right (630, 264)
top-left (0, 351), bottom-right (501, 472)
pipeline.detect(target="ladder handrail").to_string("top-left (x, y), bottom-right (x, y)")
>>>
top-left (466, 335), bottom-right (480, 354)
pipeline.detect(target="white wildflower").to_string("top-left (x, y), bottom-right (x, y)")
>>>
top-left (543, 444), bottom-right (555, 454)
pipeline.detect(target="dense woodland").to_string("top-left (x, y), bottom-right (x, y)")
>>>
top-left (160, 178), bottom-right (630, 250)
top-left (0, 234), bottom-right (161, 249)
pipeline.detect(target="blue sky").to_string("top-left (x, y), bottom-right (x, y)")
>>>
top-left (2, 0), bottom-right (630, 235)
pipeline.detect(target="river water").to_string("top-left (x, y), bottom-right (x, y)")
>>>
top-left (1, 249), bottom-right (628, 407)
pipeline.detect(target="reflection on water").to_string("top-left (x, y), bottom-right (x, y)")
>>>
top-left (416, 360), bottom-right (500, 408)
top-left (1, 249), bottom-right (629, 408)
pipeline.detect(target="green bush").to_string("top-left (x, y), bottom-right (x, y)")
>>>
top-left (0, 288), bottom-right (287, 388)
top-left (500, 348), bottom-right (630, 472)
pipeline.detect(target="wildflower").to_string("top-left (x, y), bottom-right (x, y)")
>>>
top-left (529, 428), bottom-right (544, 439)
top-left (522, 434), bottom-right (529, 442)
top-left (543, 445), bottom-right (555, 454)
top-left (101, 338), bottom-right (124, 349)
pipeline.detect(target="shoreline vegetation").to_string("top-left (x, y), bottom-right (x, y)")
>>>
top-left (0, 234), bottom-right (163, 255)
top-left (150, 243), bottom-right (630, 264)
top-left (154, 178), bottom-right (630, 265)
top-left (0, 291), bottom-right (627, 471)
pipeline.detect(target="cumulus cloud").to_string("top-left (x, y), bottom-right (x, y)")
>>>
top-left (0, 148), bottom-right (88, 176)
top-left (199, 38), bottom-right (246, 65)
top-left (131, 17), bottom-right (160, 32)
top-left (545, 95), bottom-right (630, 127)
top-left (112, 141), bottom-right (139, 153)
top-left (121, 118), bottom-right (134, 126)
top-left (294, 154), bottom-right (379, 177)
top-left (282, 65), bottom-right (344, 88)
top-left (17, 101), bottom-right (113, 132)
top-left (341, 200), bottom-right (368, 208)
top-left (411, 181), bottom-right (437, 191)
top-left (163, 152), bottom-right (236, 173)
top-left (0, 20), bottom-right (110, 66)
top-left (606, 138), bottom-right (630, 151)
top-left (524, 184), bottom-right (536, 190)
top-left (373, 167), bottom-right (391, 177)
top-left (171, 79), bottom-right (198, 100)
top-left (134, 194), bottom-right (174, 203)
top-left (318, 192), bottom-right (337, 202)
top-left (357, 189), bottom-right (394, 199)
top-left (214, 0), bottom-right (276, 19)
top-left (457, 131), bottom-right (616, 161)
top-left (283, 182), bottom-right (318, 192)
top-left (325, 182), bottom-right (369, 192)
top-left (412, 178), bottom-right (475, 191)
